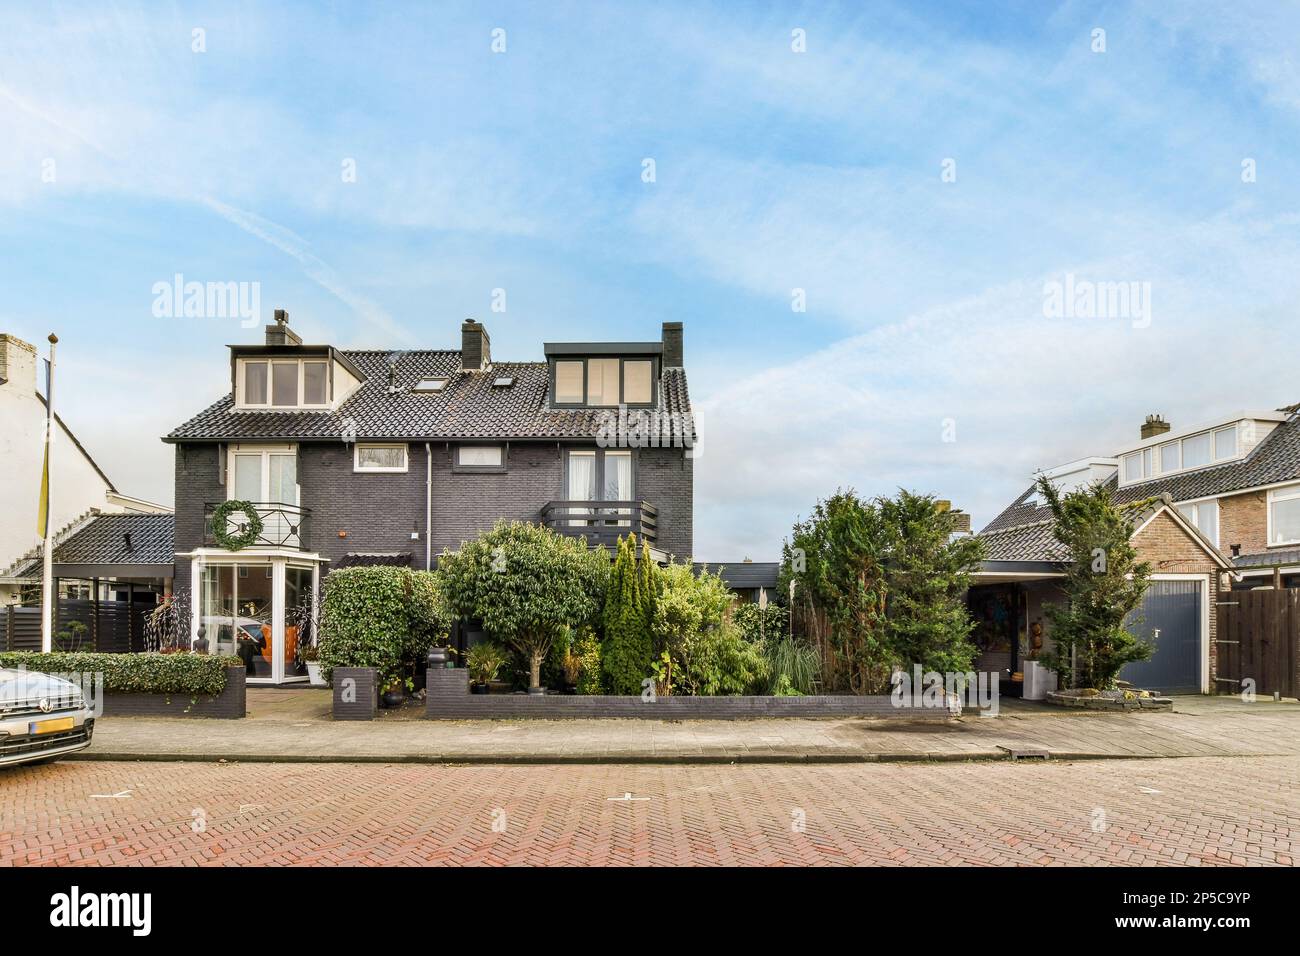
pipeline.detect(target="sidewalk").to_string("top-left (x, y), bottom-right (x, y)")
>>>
top-left (68, 688), bottom-right (1300, 765)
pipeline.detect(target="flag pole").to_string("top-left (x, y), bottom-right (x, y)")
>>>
top-left (40, 333), bottom-right (57, 653)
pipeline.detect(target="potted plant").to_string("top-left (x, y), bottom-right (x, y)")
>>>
top-left (301, 645), bottom-right (325, 687)
top-left (380, 671), bottom-right (412, 708)
top-left (465, 642), bottom-right (507, 694)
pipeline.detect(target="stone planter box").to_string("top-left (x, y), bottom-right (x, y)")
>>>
top-left (332, 666), bottom-right (379, 721)
top-left (1045, 690), bottom-right (1173, 712)
top-left (426, 668), bottom-right (958, 720)
top-left (99, 665), bottom-right (246, 719)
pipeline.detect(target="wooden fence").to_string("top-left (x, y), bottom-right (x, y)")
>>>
top-left (1, 600), bottom-right (150, 653)
top-left (1216, 589), bottom-right (1300, 699)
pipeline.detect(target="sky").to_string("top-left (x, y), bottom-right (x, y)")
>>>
top-left (2, 0), bottom-right (1298, 561)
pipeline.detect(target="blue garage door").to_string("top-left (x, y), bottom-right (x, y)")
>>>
top-left (1121, 579), bottom-right (1202, 693)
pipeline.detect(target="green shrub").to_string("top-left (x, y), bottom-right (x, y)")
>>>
top-left (731, 602), bottom-right (789, 643)
top-left (434, 521), bottom-right (608, 690)
top-left (574, 628), bottom-right (603, 695)
top-left (679, 623), bottom-right (769, 696)
top-left (601, 535), bottom-right (653, 694)
top-left (465, 642), bottom-right (508, 684)
top-left (763, 635), bottom-right (821, 695)
top-left (0, 651), bottom-right (241, 696)
top-left (318, 566), bottom-right (451, 682)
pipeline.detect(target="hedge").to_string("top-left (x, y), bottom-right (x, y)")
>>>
top-left (318, 566), bottom-right (451, 681)
top-left (0, 652), bottom-right (241, 696)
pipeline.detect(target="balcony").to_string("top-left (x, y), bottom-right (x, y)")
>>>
top-left (203, 502), bottom-right (312, 551)
top-left (540, 500), bottom-right (657, 549)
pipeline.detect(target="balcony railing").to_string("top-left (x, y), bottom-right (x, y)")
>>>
top-left (540, 500), bottom-right (657, 549)
top-left (203, 502), bottom-right (312, 551)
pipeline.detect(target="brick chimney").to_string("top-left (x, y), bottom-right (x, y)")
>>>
top-left (1141, 414), bottom-right (1171, 440)
top-left (0, 333), bottom-right (37, 391)
top-left (662, 321), bottom-right (683, 368)
top-left (265, 308), bottom-right (302, 347)
top-left (461, 319), bottom-right (490, 372)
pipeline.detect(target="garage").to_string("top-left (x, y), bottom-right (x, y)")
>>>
top-left (1120, 577), bottom-right (1205, 694)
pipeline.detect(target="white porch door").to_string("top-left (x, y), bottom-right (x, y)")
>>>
top-left (229, 446), bottom-right (300, 547)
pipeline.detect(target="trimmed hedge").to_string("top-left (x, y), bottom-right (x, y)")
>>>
top-left (0, 651), bottom-right (241, 696)
top-left (318, 566), bottom-right (451, 682)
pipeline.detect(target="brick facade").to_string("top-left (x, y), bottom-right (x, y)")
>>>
top-left (171, 438), bottom-right (695, 580)
top-left (1217, 488), bottom-right (1269, 557)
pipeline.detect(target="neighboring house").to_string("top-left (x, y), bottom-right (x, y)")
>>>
top-left (0, 333), bottom-right (171, 608)
top-left (164, 311), bottom-right (696, 683)
top-left (973, 406), bottom-right (1300, 694)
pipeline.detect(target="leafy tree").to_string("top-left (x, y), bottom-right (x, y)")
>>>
top-left (778, 491), bottom-right (890, 693)
top-left (779, 489), bottom-right (986, 692)
top-left (878, 491), bottom-right (986, 676)
top-left (1035, 476), bottom-right (1153, 689)
top-left (601, 534), bottom-right (653, 694)
top-left (434, 521), bottom-right (607, 691)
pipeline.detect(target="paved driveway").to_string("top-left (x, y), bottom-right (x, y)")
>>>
top-left (3, 756), bottom-right (1295, 866)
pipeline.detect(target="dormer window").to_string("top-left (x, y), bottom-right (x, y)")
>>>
top-left (236, 357), bottom-right (330, 409)
top-left (550, 356), bottom-right (657, 408)
top-left (1120, 423), bottom-right (1240, 485)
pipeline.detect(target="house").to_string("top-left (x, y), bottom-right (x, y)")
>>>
top-left (0, 333), bottom-right (171, 614)
top-left (164, 311), bottom-right (696, 683)
top-left (972, 405), bottom-right (1300, 694)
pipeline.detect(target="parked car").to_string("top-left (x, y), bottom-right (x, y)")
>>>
top-left (0, 667), bottom-right (95, 768)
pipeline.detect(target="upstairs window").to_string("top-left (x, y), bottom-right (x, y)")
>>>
top-left (238, 357), bottom-right (330, 409)
top-left (587, 358), bottom-right (619, 406)
top-left (354, 443), bottom-right (408, 473)
top-left (551, 357), bottom-right (657, 407)
top-left (1176, 500), bottom-right (1219, 546)
top-left (1269, 485), bottom-right (1300, 546)
top-left (555, 361), bottom-right (584, 403)
top-left (454, 444), bottom-right (506, 472)
top-left (1120, 422), bottom-right (1243, 485)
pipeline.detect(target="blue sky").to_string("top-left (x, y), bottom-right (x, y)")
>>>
top-left (2, 1), bottom-right (1299, 560)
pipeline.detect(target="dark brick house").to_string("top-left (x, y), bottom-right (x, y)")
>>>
top-left (165, 312), bottom-right (696, 683)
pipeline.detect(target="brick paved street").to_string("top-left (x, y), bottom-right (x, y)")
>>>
top-left (3, 756), bottom-right (1296, 866)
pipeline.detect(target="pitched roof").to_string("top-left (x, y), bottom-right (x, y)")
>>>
top-left (1112, 411), bottom-right (1300, 505)
top-left (165, 350), bottom-right (695, 443)
top-left (694, 561), bottom-right (780, 590)
top-left (978, 492), bottom-right (1232, 569)
top-left (977, 520), bottom-right (1068, 562)
top-left (982, 404), bottom-right (1300, 541)
top-left (11, 512), bottom-right (174, 575)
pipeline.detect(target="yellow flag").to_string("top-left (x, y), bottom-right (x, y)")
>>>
top-left (37, 442), bottom-right (49, 537)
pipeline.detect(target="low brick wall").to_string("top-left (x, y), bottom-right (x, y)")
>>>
top-left (332, 667), bottom-right (379, 721)
top-left (426, 669), bottom-right (957, 720)
top-left (99, 665), bottom-right (246, 719)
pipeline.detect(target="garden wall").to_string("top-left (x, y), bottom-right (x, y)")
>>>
top-left (99, 665), bottom-right (247, 719)
top-left (425, 669), bottom-right (958, 720)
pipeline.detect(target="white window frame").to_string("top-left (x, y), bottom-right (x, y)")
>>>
top-left (1267, 483), bottom-right (1300, 547)
top-left (353, 443), bottom-right (409, 474)
top-left (1119, 423), bottom-right (1244, 486)
top-left (236, 357), bottom-right (331, 410)
top-left (1175, 497), bottom-right (1219, 547)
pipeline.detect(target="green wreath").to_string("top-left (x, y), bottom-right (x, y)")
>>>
top-left (210, 500), bottom-right (264, 551)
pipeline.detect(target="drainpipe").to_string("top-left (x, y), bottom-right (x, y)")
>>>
top-left (425, 442), bottom-right (433, 570)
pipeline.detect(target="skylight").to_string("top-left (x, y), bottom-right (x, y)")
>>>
top-left (492, 376), bottom-right (515, 388)
top-left (413, 377), bottom-right (448, 393)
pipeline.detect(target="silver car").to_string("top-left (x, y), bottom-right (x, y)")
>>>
top-left (0, 667), bottom-right (95, 768)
